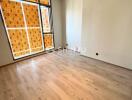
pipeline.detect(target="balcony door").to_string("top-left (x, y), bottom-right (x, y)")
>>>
top-left (0, 0), bottom-right (54, 59)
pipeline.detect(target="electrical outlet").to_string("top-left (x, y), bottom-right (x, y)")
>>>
top-left (96, 53), bottom-right (99, 56)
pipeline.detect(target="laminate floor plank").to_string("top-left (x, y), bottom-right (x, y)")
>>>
top-left (0, 50), bottom-right (132, 100)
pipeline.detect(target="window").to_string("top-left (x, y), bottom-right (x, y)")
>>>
top-left (0, 0), bottom-right (54, 59)
top-left (41, 6), bottom-right (54, 50)
top-left (24, 0), bottom-right (50, 5)
top-left (40, 0), bottom-right (50, 5)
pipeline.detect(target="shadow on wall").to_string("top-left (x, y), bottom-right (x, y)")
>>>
top-left (0, 14), bottom-right (14, 66)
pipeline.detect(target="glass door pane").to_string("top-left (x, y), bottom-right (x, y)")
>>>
top-left (1, 1), bottom-right (25, 27)
top-left (23, 3), bottom-right (40, 27)
top-left (23, 3), bottom-right (44, 53)
top-left (41, 6), bottom-right (51, 33)
top-left (25, 0), bottom-right (39, 3)
top-left (40, 0), bottom-right (50, 5)
top-left (44, 34), bottom-right (54, 50)
top-left (8, 29), bottom-right (30, 58)
top-left (41, 6), bottom-right (54, 50)
top-left (28, 29), bottom-right (43, 53)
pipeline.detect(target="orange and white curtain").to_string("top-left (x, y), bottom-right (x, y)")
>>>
top-left (0, 0), bottom-right (44, 59)
top-left (0, 0), bottom-right (54, 59)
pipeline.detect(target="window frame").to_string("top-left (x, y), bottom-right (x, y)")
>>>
top-left (0, 0), bottom-right (55, 60)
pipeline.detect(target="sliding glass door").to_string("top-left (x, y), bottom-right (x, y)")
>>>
top-left (0, 0), bottom-right (54, 59)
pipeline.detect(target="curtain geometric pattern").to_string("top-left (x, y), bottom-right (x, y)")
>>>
top-left (1, 0), bottom-right (44, 59)
top-left (40, 0), bottom-right (50, 5)
top-left (28, 29), bottom-right (43, 53)
top-left (26, 0), bottom-right (39, 3)
top-left (23, 3), bottom-right (44, 54)
top-left (25, 0), bottom-right (50, 5)
top-left (23, 3), bottom-right (40, 27)
top-left (1, 0), bottom-right (54, 59)
top-left (1, 1), bottom-right (25, 27)
top-left (8, 29), bottom-right (30, 57)
top-left (44, 34), bottom-right (53, 49)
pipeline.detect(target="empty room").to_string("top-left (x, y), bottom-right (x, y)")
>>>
top-left (0, 0), bottom-right (132, 100)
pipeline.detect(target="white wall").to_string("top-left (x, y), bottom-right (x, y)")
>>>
top-left (62, 0), bottom-right (132, 69)
top-left (0, 15), bottom-right (13, 66)
top-left (52, 0), bottom-right (63, 49)
top-left (61, 0), bottom-right (66, 47)
top-left (63, 0), bottom-right (82, 52)
top-left (81, 0), bottom-right (132, 69)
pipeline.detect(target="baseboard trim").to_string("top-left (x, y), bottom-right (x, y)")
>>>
top-left (80, 54), bottom-right (132, 71)
top-left (0, 49), bottom-right (56, 68)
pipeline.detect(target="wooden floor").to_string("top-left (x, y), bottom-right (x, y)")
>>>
top-left (0, 50), bottom-right (132, 100)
